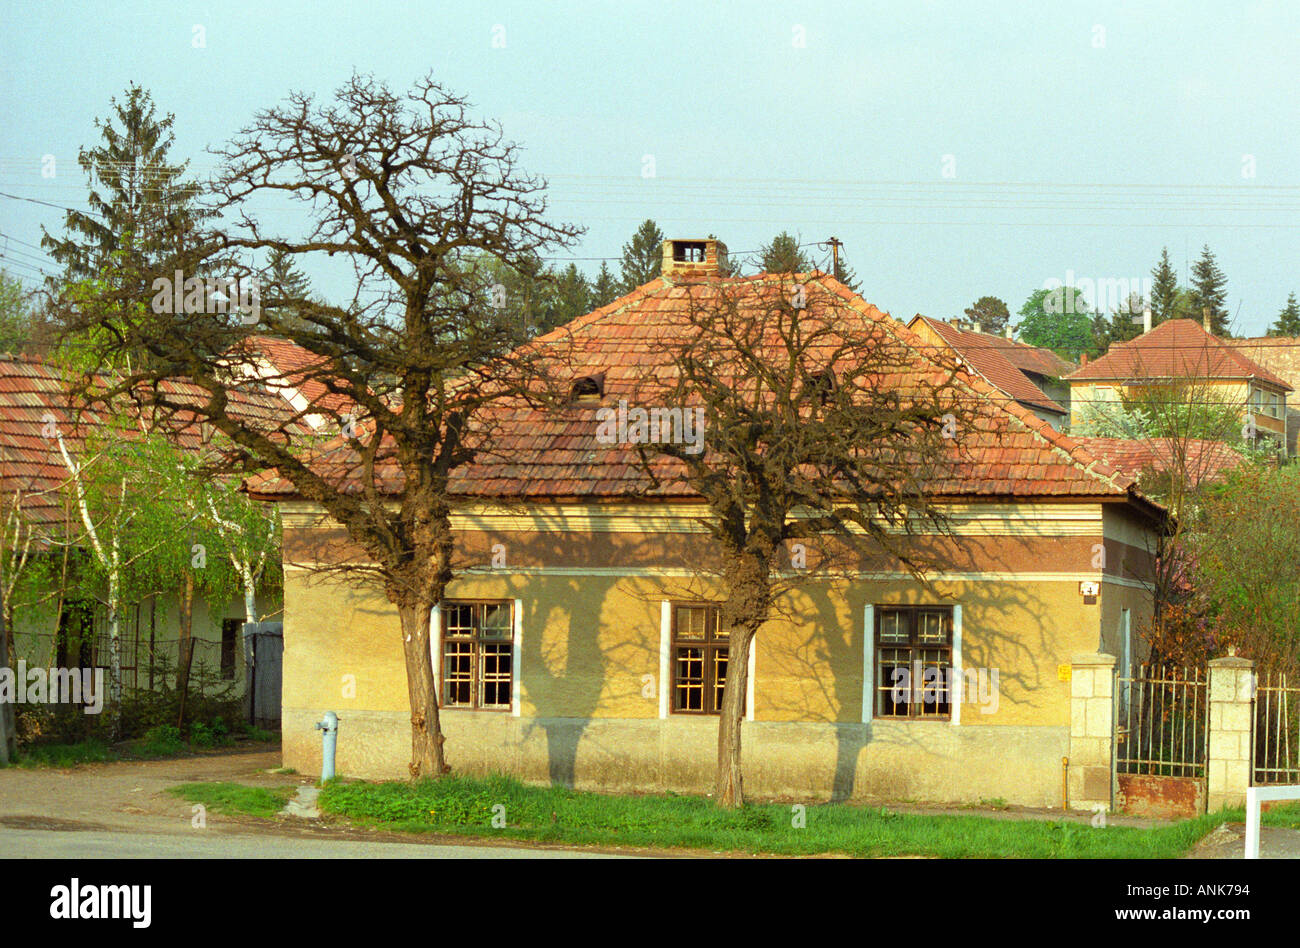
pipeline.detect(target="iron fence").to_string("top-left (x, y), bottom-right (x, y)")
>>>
top-left (1252, 670), bottom-right (1300, 785)
top-left (1116, 664), bottom-right (1209, 779)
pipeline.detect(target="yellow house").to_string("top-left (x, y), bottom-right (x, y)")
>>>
top-left (257, 240), bottom-right (1165, 807)
top-left (1066, 318), bottom-right (1291, 449)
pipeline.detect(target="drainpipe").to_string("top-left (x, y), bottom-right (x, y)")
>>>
top-left (1062, 757), bottom-right (1069, 811)
top-left (315, 711), bottom-right (338, 783)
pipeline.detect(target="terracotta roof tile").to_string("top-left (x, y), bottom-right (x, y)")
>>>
top-left (1069, 319), bottom-right (1291, 389)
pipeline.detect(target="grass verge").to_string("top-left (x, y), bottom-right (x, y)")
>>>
top-left (167, 782), bottom-right (297, 819)
top-left (268, 773), bottom-right (1262, 858)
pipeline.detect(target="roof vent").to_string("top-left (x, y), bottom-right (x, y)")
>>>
top-left (570, 373), bottom-right (605, 403)
top-left (662, 238), bottom-right (728, 279)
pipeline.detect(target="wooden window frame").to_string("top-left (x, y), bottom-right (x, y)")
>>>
top-left (440, 600), bottom-right (515, 712)
top-left (670, 602), bottom-right (735, 716)
top-left (874, 605), bottom-right (954, 721)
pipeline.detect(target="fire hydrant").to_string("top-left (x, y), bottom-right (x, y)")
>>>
top-left (314, 711), bottom-right (338, 783)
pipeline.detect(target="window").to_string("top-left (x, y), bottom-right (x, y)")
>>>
top-left (671, 603), bottom-right (735, 714)
top-left (1093, 385), bottom-right (1115, 406)
top-left (874, 606), bottom-right (953, 720)
top-left (672, 241), bottom-right (706, 263)
top-left (441, 601), bottom-right (514, 711)
top-left (220, 619), bottom-right (242, 681)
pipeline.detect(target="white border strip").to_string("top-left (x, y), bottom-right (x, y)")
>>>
top-left (429, 603), bottom-right (441, 698)
top-left (862, 604), bottom-right (874, 724)
top-left (512, 598), bottom-right (523, 717)
top-left (746, 637), bottom-right (756, 723)
top-left (1246, 785), bottom-right (1300, 858)
top-left (951, 605), bottom-right (963, 726)
top-left (658, 601), bottom-right (671, 720)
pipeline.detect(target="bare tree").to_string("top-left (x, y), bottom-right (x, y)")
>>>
top-left (56, 73), bottom-right (580, 777)
top-left (626, 273), bottom-right (980, 806)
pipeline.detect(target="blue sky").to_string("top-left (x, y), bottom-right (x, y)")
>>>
top-left (2, 0), bottom-right (1298, 334)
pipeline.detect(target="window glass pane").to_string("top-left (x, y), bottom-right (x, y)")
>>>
top-left (443, 641), bottom-right (473, 706)
top-left (481, 602), bottom-right (512, 639)
top-left (918, 611), bottom-right (948, 643)
top-left (676, 606), bottom-right (707, 640)
top-left (445, 604), bottom-right (475, 637)
top-left (877, 649), bottom-right (910, 716)
top-left (479, 643), bottom-right (513, 708)
top-left (878, 610), bottom-right (907, 643)
top-left (674, 647), bottom-right (705, 711)
top-left (712, 648), bottom-right (729, 712)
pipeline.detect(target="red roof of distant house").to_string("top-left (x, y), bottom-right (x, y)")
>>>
top-left (1067, 319), bottom-right (1292, 390)
top-left (1070, 437), bottom-right (1245, 488)
top-left (0, 353), bottom-right (302, 529)
top-left (246, 273), bottom-right (1162, 516)
top-left (228, 334), bottom-right (355, 421)
top-left (909, 316), bottom-right (1071, 415)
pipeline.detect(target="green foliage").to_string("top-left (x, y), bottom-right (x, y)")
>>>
top-left (1188, 244), bottom-right (1230, 336)
top-left (13, 738), bottom-right (118, 768)
top-left (590, 261), bottom-right (619, 309)
top-left (140, 724), bottom-right (187, 757)
top-left (1267, 293), bottom-right (1300, 337)
top-left (758, 231), bottom-right (811, 274)
top-left (617, 219), bottom-right (664, 292)
top-left (1017, 287), bottom-right (1095, 360)
top-left (1072, 385), bottom-right (1245, 444)
top-left (188, 716), bottom-right (233, 748)
top-left (306, 773), bottom-right (1238, 858)
top-left (1150, 247), bottom-right (1180, 325)
top-left (167, 781), bottom-right (296, 818)
top-left (0, 269), bottom-right (46, 354)
top-left (962, 296), bottom-right (1010, 335)
top-left (1189, 465), bottom-right (1300, 668)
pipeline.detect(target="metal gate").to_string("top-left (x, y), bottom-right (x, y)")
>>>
top-left (243, 622), bottom-right (282, 731)
top-left (1252, 670), bottom-right (1300, 785)
top-left (1114, 664), bottom-right (1209, 817)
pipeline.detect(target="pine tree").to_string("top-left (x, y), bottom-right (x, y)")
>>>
top-left (41, 84), bottom-right (203, 287)
top-left (758, 231), bottom-right (812, 273)
top-left (962, 296), bottom-right (1010, 335)
top-left (1267, 292), bottom-right (1300, 337)
top-left (832, 255), bottom-right (859, 291)
top-left (1189, 244), bottom-right (1230, 336)
top-left (591, 261), bottom-right (619, 308)
top-left (1150, 247), bottom-right (1179, 326)
top-left (544, 263), bottom-right (592, 331)
top-left (262, 248), bottom-right (315, 333)
top-left (618, 219), bottom-right (665, 292)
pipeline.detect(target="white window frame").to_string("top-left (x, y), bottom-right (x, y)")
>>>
top-left (429, 600), bottom-right (520, 714)
top-left (864, 603), bottom-right (962, 723)
top-left (659, 600), bottom-right (756, 721)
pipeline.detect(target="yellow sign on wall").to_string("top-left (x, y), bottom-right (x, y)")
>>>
top-left (1057, 664), bottom-right (1072, 682)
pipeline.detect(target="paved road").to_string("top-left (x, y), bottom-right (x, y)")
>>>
top-left (0, 826), bottom-right (622, 858)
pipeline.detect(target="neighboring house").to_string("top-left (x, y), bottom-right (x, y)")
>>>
top-left (0, 353), bottom-right (293, 692)
top-left (1070, 437), bottom-right (1245, 491)
top-left (906, 315), bottom-right (1075, 429)
top-left (253, 238), bottom-right (1166, 807)
top-left (1067, 318), bottom-right (1292, 451)
top-left (1225, 336), bottom-right (1300, 455)
top-left (222, 335), bottom-right (354, 433)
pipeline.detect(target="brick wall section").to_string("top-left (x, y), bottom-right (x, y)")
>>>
top-left (1069, 652), bottom-right (1117, 811)
top-left (1207, 656), bottom-right (1255, 812)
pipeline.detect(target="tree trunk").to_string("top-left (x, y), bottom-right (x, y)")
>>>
top-left (397, 601), bottom-right (447, 779)
top-left (175, 571), bottom-right (194, 729)
top-left (0, 597), bottom-right (13, 764)
top-left (241, 567), bottom-right (258, 626)
top-left (715, 626), bottom-right (756, 807)
top-left (107, 567), bottom-right (122, 740)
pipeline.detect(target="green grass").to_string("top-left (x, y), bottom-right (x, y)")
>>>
top-left (167, 782), bottom-right (297, 819)
top-left (294, 773), bottom-right (1249, 858)
top-left (10, 738), bottom-right (120, 768)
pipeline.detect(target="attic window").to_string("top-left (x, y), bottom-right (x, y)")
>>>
top-left (570, 373), bottom-right (604, 402)
top-left (673, 241), bottom-right (706, 263)
top-left (801, 368), bottom-right (837, 404)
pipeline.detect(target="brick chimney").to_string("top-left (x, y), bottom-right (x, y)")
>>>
top-left (1081, 352), bottom-right (1089, 367)
top-left (1143, 306), bottom-right (1152, 333)
top-left (1005, 323), bottom-right (1014, 340)
top-left (1202, 306), bottom-right (1212, 333)
top-left (661, 238), bottom-right (728, 279)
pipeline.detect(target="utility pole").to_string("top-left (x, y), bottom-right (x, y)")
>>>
top-left (826, 237), bottom-right (843, 278)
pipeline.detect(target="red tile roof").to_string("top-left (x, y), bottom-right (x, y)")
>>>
top-left (1068, 319), bottom-right (1292, 390)
top-left (227, 334), bottom-right (355, 421)
top-left (247, 274), bottom-right (1162, 515)
top-left (909, 316), bottom-right (1069, 415)
top-left (0, 354), bottom-right (302, 530)
top-left (1070, 437), bottom-right (1245, 489)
